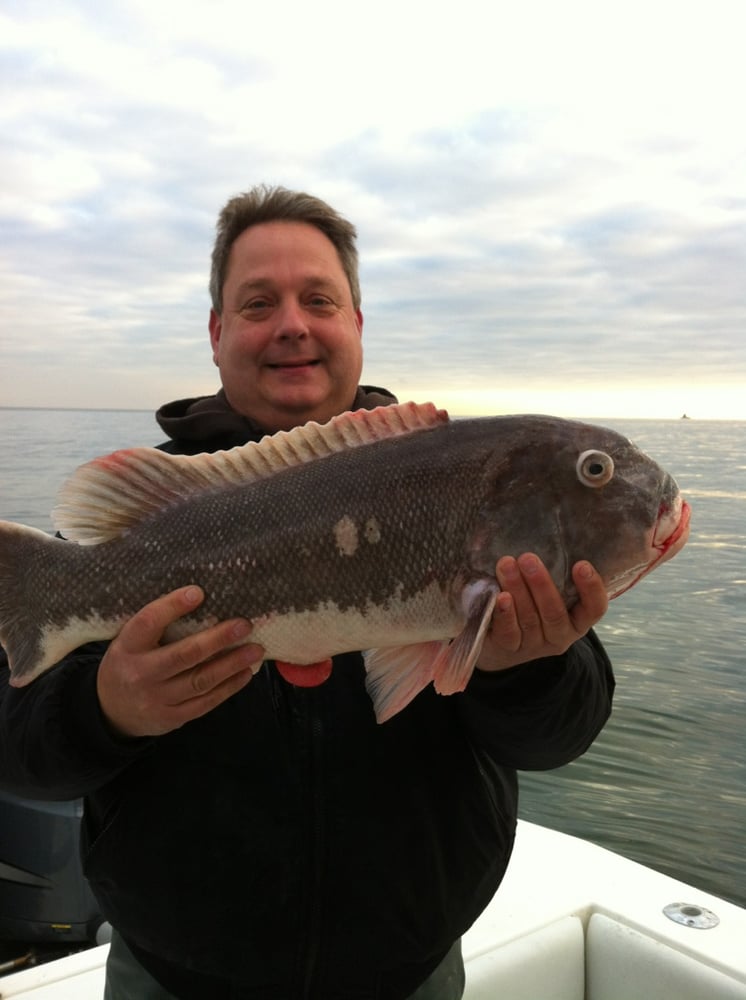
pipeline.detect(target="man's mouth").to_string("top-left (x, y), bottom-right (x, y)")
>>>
top-left (267, 359), bottom-right (320, 369)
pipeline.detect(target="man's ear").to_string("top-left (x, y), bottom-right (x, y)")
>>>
top-left (208, 309), bottom-right (222, 365)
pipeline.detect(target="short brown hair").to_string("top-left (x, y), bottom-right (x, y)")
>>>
top-left (209, 184), bottom-right (361, 313)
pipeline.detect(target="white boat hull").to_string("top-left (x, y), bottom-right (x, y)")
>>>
top-left (464, 822), bottom-right (745, 999)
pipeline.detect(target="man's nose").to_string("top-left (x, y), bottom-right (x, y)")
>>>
top-left (275, 298), bottom-right (310, 338)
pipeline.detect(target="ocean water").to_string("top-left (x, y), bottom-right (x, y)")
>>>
top-left (0, 408), bottom-right (744, 908)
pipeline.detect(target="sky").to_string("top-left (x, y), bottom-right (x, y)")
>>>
top-left (1, 0), bottom-right (745, 420)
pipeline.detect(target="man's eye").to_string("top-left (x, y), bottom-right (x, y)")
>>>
top-left (309, 295), bottom-right (334, 309)
top-left (244, 299), bottom-right (272, 312)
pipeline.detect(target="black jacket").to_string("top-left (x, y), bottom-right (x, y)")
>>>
top-left (0, 388), bottom-right (614, 999)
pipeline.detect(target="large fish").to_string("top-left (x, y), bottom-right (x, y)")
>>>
top-left (0, 402), bottom-right (689, 722)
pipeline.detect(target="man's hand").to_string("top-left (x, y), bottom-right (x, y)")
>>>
top-left (97, 586), bottom-right (264, 738)
top-left (477, 554), bottom-right (609, 673)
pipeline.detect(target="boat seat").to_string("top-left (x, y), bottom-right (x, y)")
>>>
top-left (465, 914), bottom-right (584, 1000)
top-left (586, 912), bottom-right (746, 1000)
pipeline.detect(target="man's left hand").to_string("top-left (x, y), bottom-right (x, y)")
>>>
top-left (476, 554), bottom-right (609, 673)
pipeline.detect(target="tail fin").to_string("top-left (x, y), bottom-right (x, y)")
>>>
top-left (0, 521), bottom-right (71, 685)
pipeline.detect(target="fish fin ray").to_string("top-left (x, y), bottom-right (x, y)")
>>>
top-left (53, 447), bottom-right (212, 543)
top-left (433, 584), bottom-right (498, 695)
top-left (255, 401), bottom-right (448, 471)
top-left (363, 640), bottom-right (445, 723)
top-left (53, 402), bottom-right (448, 544)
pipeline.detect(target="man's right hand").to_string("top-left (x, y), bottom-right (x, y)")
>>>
top-left (96, 586), bottom-right (264, 738)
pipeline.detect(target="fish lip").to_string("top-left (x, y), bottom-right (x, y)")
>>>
top-left (607, 498), bottom-right (691, 600)
top-left (651, 496), bottom-right (692, 567)
top-left (654, 497), bottom-right (691, 555)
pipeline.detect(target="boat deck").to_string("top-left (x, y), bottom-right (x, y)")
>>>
top-left (2, 821), bottom-right (745, 999)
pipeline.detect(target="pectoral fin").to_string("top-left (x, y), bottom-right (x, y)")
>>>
top-left (363, 581), bottom-right (499, 723)
top-left (432, 582), bottom-right (498, 695)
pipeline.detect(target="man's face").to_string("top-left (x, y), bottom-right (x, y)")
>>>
top-left (209, 221), bottom-right (363, 432)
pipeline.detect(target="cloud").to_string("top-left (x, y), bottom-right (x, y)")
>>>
top-left (1, 0), bottom-right (745, 418)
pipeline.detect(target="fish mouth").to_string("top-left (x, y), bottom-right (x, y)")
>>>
top-left (652, 495), bottom-right (691, 559)
top-left (607, 495), bottom-right (691, 600)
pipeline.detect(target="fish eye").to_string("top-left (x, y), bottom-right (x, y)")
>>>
top-left (576, 450), bottom-right (614, 487)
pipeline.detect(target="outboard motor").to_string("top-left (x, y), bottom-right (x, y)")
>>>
top-left (0, 791), bottom-right (106, 944)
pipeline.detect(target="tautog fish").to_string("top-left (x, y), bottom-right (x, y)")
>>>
top-left (0, 403), bottom-right (690, 722)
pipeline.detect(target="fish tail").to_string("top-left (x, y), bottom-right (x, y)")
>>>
top-left (0, 521), bottom-right (70, 685)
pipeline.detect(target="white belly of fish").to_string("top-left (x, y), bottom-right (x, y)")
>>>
top-left (241, 579), bottom-right (461, 664)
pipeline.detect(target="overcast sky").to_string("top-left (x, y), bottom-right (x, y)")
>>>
top-left (2, 0), bottom-right (744, 419)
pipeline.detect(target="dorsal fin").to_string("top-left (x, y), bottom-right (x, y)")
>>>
top-left (53, 402), bottom-right (449, 545)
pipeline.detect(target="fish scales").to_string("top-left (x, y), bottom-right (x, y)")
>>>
top-left (0, 403), bottom-right (691, 721)
top-left (57, 424), bottom-right (490, 638)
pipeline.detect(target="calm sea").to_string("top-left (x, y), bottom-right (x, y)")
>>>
top-left (1, 408), bottom-right (744, 908)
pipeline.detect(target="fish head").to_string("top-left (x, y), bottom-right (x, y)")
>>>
top-left (469, 416), bottom-right (691, 605)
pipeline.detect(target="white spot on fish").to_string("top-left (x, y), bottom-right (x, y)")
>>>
top-left (364, 517), bottom-right (381, 544)
top-left (334, 515), bottom-right (359, 557)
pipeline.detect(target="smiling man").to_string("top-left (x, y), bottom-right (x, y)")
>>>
top-left (209, 217), bottom-right (364, 431)
top-left (0, 185), bottom-right (614, 1000)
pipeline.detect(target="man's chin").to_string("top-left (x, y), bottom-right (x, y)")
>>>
top-left (258, 389), bottom-right (333, 431)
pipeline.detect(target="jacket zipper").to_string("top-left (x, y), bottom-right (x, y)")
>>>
top-left (301, 701), bottom-right (326, 999)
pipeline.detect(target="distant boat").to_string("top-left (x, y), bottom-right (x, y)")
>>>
top-left (681, 413), bottom-right (691, 419)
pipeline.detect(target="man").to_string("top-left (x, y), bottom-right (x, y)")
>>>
top-left (0, 186), bottom-right (613, 999)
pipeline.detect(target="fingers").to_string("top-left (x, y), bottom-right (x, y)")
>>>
top-left (115, 585), bottom-right (206, 655)
top-left (499, 554), bottom-right (564, 629)
top-left (487, 588), bottom-right (523, 653)
top-left (167, 619), bottom-right (263, 704)
top-left (499, 554), bottom-right (607, 635)
top-left (477, 554), bottom-right (608, 673)
top-left (163, 636), bottom-right (263, 724)
top-left (569, 560), bottom-right (609, 631)
top-left (97, 587), bottom-right (265, 739)
top-left (159, 614), bottom-right (254, 685)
